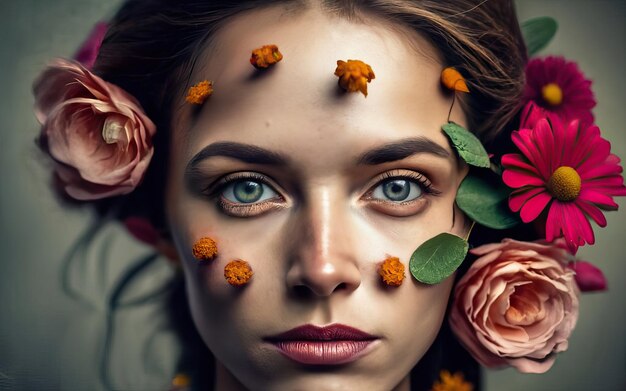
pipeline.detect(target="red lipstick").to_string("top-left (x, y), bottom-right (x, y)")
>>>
top-left (266, 324), bottom-right (379, 365)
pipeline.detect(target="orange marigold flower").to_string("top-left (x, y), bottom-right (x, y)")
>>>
top-left (334, 59), bottom-right (375, 97)
top-left (171, 373), bottom-right (191, 389)
top-left (192, 237), bottom-right (218, 260)
top-left (224, 260), bottom-right (253, 286)
top-left (431, 370), bottom-right (473, 391)
top-left (250, 44), bottom-right (283, 69)
top-left (379, 256), bottom-right (405, 286)
top-left (441, 67), bottom-right (469, 93)
top-left (185, 80), bottom-right (213, 104)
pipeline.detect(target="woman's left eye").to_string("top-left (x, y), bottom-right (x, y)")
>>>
top-left (371, 178), bottom-right (423, 202)
top-left (222, 180), bottom-right (278, 204)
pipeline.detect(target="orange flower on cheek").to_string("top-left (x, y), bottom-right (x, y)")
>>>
top-left (378, 256), bottom-right (405, 287)
top-left (224, 260), bottom-right (254, 286)
top-left (334, 59), bottom-right (375, 97)
top-left (192, 237), bottom-right (218, 261)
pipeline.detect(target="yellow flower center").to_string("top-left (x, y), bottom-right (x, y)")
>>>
top-left (541, 83), bottom-right (563, 106)
top-left (548, 166), bottom-right (581, 201)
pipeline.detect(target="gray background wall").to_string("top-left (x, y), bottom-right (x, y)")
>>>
top-left (0, 1), bottom-right (624, 390)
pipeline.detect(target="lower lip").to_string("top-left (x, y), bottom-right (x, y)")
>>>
top-left (271, 340), bottom-right (377, 365)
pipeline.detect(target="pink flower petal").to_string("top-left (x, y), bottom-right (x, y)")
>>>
top-left (509, 187), bottom-right (546, 212)
top-left (502, 169), bottom-right (545, 188)
top-left (33, 59), bottom-right (156, 200)
top-left (520, 192), bottom-right (552, 223)
top-left (568, 261), bottom-right (607, 292)
top-left (574, 200), bottom-right (607, 227)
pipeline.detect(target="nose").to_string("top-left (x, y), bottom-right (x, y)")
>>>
top-left (285, 187), bottom-right (362, 297)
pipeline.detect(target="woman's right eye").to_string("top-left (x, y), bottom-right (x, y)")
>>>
top-left (222, 180), bottom-right (279, 204)
top-left (209, 173), bottom-right (286, 217)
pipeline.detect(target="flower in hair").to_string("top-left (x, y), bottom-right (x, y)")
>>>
top-left (33, 59), bottom-right (156, 200)
top-left (186, 80), bottom-right (213, 105)
top-left (73, 21), bottom-right (108, 70)
top-left (501, 116), bottom-right (626, 253)
top-left (250, 44), bottom-right (283, 69)
top-left (449, 239), bottom-right (579, 373)
top-left (334, 60), bottom-right (375, 97)
top-left (431, 370), bottom-right (473, 391)
top-left (440, 67), bottom-right (469, 93)
top-left (524, 56), bottom-right (596, 127)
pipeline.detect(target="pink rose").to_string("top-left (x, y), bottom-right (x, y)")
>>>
top-left (33, 59), bottom-right (156, 200)
top-left (449, 239), bottom-right (579, 373)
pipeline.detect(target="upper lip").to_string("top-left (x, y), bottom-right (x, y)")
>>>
top-left (266, 324), bottom-right (377, 341)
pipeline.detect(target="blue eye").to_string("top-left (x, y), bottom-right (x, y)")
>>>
top-left (371, 178), bottom-right (423, 202)
top-left (222, 180), bottom-right (278, 204)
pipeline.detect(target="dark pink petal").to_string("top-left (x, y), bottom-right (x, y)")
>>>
top-left (545, 202), bottom-right (565, 242)
top-left (579, 162), bottom-right (623, 181)
top-left (503, 169), bottom-right (545, 188)
top-left (509, 187), bottom-right (546, 212)
top-left (73, 22), bottom-right (108, 70)
top-left (568, 261), bottom-right (607, 292)
top-left (563, 202), bottom-right (595, 247)
top-left (520, 192), bottom-right (552, 223)
top-left (123, 217), bottom-right (160, 245)
top-left (578, 189), bottom-right (619, 210)
top-left (501, 154), bottom-right (540, 176)
top-left (575, 200), bottom-right (607, 227)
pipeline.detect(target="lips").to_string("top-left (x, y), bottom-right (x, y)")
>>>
top-left (266, 324), bottom-right (379, 365)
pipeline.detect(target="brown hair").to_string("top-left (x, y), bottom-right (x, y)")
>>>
top-left (53, 0), bottom-right (528, 232)
top-left (48, 1), bottom-right (528, 389)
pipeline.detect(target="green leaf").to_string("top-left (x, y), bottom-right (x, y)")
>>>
top-left (522, 17), bottom-right (558, 56)
top-left (456, 175), bottom-right (520, 229)
top-left (442, 122), bottom-right (490, 168)
top-left (409, 233), bottom-right (468, 285)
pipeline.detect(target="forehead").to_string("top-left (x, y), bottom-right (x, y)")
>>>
top-left (177, 5), bottom-right (460, 165)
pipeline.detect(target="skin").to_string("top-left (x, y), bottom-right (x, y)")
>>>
top-left (165, 4), bottom-right (469, 391)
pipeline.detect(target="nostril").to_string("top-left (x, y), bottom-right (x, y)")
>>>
top-left (290, 281), bottom-right (351, 299)
top-left (291, 285), bottom-right (314, 299)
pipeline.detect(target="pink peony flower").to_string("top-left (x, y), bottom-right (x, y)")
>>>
top-left (501, 117), bottom-right (626, 253)
top-left (33, 58), bottom-right (156, 200)
top-left (568, 260), bottom-right (607, 292)
top-left (73, 22), bottom-right (108, 69)
top-left (449, 239), bottom-right (579, 373)
top-left (524, 56), bottom-right (596, 127)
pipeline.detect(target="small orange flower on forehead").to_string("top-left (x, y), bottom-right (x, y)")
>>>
top-left (379, 256), bottom-right (405, 287)
top-left (334, 59), bottom-right (375, 97)
top-left (224, 260), bottom-right (253, 286)
top-left (441, 67), bottom-right (469, 93)
top-left (185, 80), bottom-right (213, 104)
top-left (192, 237), bottom-right (218, 261)
top-left (250, 44), bottom-right (283, 69)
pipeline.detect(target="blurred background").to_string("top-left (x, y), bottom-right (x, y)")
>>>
top-left (0, 0), bottom-right (624, 390)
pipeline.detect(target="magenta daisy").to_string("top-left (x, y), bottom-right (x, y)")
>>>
top-left (524, 56), bottom-right (596, 127)
top-left (501, 117), bottom-right (626, 253)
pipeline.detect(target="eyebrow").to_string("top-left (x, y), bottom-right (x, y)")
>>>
top-left (357, 137), bottom-right (450, 165)
top-left (186, 136), bottom-right (450, 176)
top-left (186, 141), bottom-right (289, 173)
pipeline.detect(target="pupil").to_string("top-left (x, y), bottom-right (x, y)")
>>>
top-left (383, 180), bottom-right (410, 201)
top-left (234, 181), bottom-right (263, 203)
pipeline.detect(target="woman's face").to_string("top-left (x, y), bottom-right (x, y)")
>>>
top-left (166, 5), bottom-right (469, 391)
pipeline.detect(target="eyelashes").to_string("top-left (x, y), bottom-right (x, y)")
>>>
top-left (202, 170), bottom-right (441, 217)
